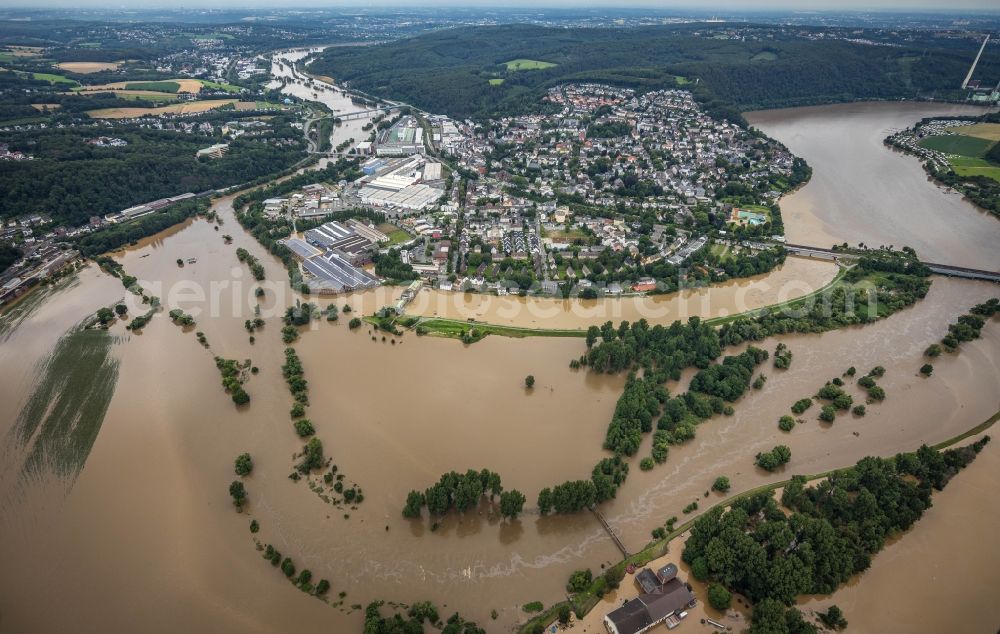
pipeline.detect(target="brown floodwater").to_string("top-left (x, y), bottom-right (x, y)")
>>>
top-left (747, 102), bottom-right (1000, 271)
top-left (1, 103), bottom-right (999, 634)
top-left (797, 433), bottom-right (1000, 634)
top-left (405, 256), bottom-right (837, 329)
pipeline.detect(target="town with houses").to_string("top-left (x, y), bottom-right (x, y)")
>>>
top-left (262, 83), bottom-right (797, 298)
top-left (2, 82), bottom-right (801, 305)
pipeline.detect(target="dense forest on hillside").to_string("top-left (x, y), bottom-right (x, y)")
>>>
top-left (0, 125), bottom-right (305, 226)
top-left (0, 19), bottom-right (335, 59)
top-left (312, 24), bottom-right (997, 120)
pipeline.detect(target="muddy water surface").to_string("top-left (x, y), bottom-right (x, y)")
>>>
top-left (748, 102), bottom-right (1000, 270)
top-left (1, 104), bottom-right (999, 633)
top-left (798, 434), bottom-right (1000, 634)
top-left (406, 256), bottom-right (837, 329)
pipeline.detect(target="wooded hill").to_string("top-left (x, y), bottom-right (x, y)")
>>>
top-left (312, 23), bottom-right (997, 120)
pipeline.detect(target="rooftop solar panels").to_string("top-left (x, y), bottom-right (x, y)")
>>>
top-left (304, 221), bottom-right (357, 247)
top-left (302, 253), bottom-right (378, 292)
top-left (284, 238), bottom-right (322, 259)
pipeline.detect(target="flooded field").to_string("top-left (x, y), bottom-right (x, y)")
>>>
top-left (0, 101), bottom-right (998, 633)
top-left (405, 256), bottom-right (837, 329)
top-left (747, 102), bottom-right (1000, 271)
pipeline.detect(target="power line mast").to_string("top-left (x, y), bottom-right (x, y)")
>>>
top-left (961, 34), bottom-right (990, 90)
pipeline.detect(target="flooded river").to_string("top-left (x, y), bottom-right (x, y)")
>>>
top-left (748, 102), bottom-right (1000, 271)
top-left (1, 101), bottom-right (998, 633)
top-left (269, 49), bottom-right (381, 154)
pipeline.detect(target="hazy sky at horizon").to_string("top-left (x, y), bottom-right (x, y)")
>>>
top-left (2, 1), bottom-right (999, 11)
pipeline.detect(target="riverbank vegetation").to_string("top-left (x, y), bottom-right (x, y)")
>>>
top-left (234, 453), bottom-right (253, 476)
top-left (362, 600), bottom-right (485, 634)
top-left (402, 469), bottom-right (526, 520)
top-left (939, 297), bottom-right (999, 352)
top-left (531, 251), bottom-right (929, 517)
top-left (520, 409), bottom-right (998, 634)
top-left (73, 198), bottom-right (208, 256)
top-left (258, 543), bottom-right (334, 602)
top-left (235, 247), bottom-right (265, 281)
top-left (887, 113), bottom-right (1000, 219)
top-left (684, 437), bottom-right (991, 631)
top-left (773, 342), bottom-right (793, 369)
top-left (754, 444), bottom-right (791, 471)
top-left (716, 252), bottom-right (931, 345)
top-left (215, 356), bottom-right (251, 405)
top-left (167, 308), bottom-right (195, 326)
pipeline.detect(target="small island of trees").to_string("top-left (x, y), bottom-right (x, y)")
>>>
top-left (215, 357), bottom-right (251, 405)
top-left (234, 452), bottom-right (253, 476)
top-left (755, 445), bottom-right (791, 471)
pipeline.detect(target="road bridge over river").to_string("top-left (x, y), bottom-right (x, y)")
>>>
top-left (781, 243), bottom-right (1000, 283)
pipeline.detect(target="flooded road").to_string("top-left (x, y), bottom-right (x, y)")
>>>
top-left (0, 102), bottom-right (998, 633)
top-left (748, 102), bottom-right (1000, 271)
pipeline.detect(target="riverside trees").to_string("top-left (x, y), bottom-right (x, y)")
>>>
top-left (685, 438), bottom-right (990, 629)
top-left (755, 445), bottom-right (791, 471)
top-left (403, 469), bottom-right (525, 519)
top-left (215, 357), bottom-right (251, 405)
top-left (234, 453), bottom-right (253, 476)
top-left (940, 298), bottom-right (999, 351)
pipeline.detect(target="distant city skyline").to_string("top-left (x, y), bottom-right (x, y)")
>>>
top-left (3, 1), bottom-right (1000, 12)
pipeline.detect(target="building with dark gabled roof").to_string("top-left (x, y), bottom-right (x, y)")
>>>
top-left (604, 577), bottom-right (695, 634)
top-left (635, 568), bottom-right (660, 594)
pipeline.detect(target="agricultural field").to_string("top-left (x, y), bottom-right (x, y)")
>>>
top-left (751, 51), bottom-right (778, 62)
top-left (71, 89), bottom-right (178, 102)
top-left (124, 81), bottom-right (181, 93)
top-left (947, 122), bottom-right (1000, 142)
top-left (27, 72), bottom-right (78, 86)
top-left (489, 78), bottom-right (505, 86)
top-left (918, 134), bottom-right (994, 157)
top-left (2, 46), bottom-right (42, 58)
top-left (78, 78), bottom-right (205, 94)
top-left (504, 58), bottom-right (557, 71)
top-left (949, 155), bottom-right (1000, 182)
top-left (86, 99), bottom-right (238, 119)
top-left (918, 127), bottom-right (1000, 183)
top-left (200, 79), bottom-right (242, 92)
top-left (56, 62), bottom-right (121, 74)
